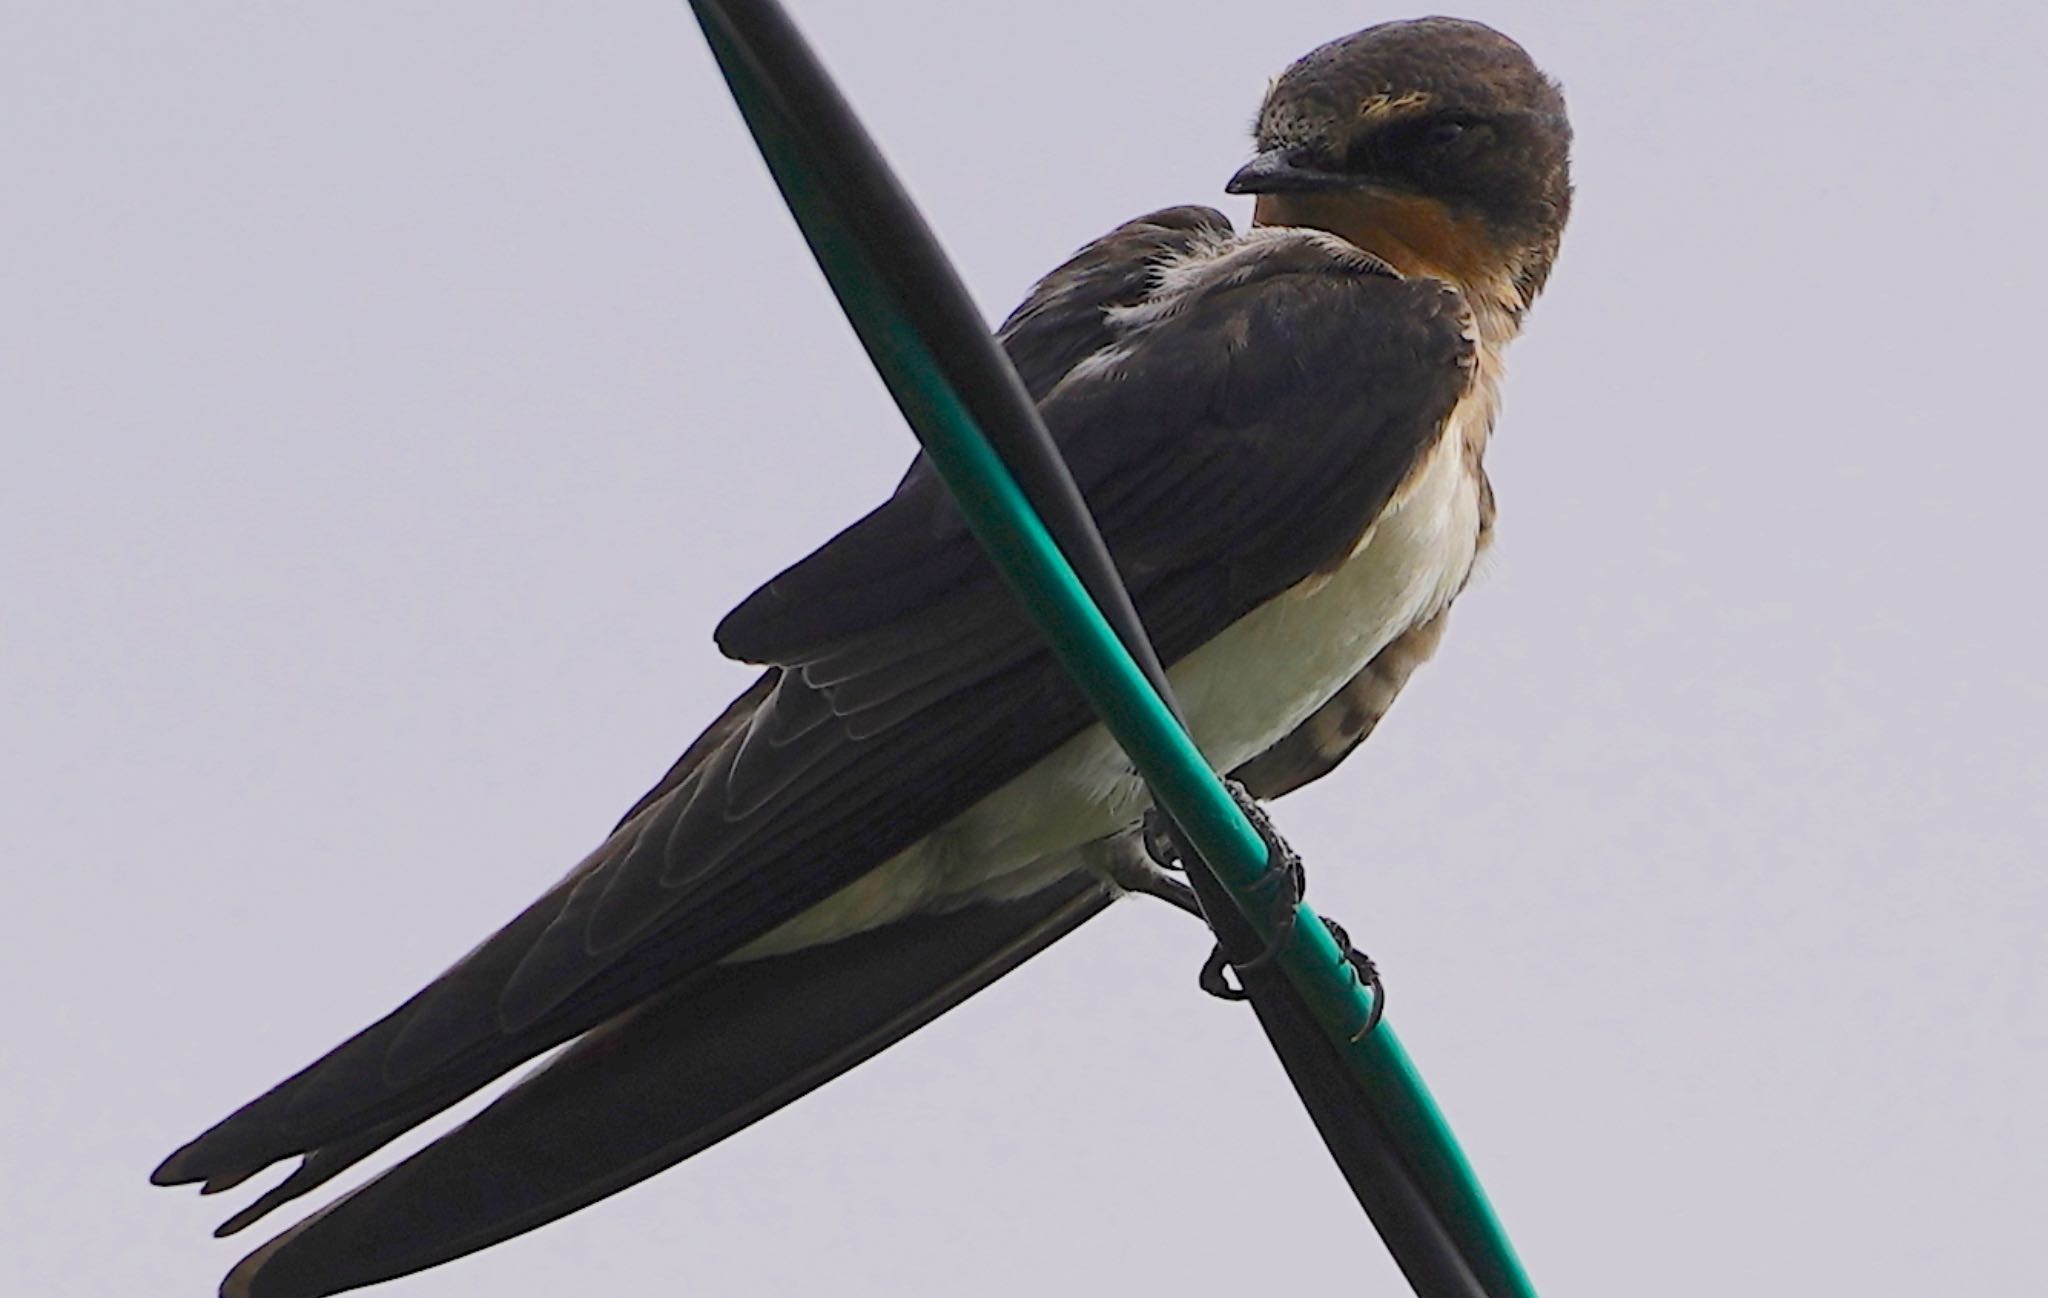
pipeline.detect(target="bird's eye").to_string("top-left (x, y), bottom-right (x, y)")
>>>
top-left (1345, 115), bottom-right (1485, 175)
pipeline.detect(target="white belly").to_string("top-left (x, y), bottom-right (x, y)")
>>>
top-left (735, 417), bottom-right (1485, 958)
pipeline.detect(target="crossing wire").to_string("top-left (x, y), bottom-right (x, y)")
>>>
top-left (687, 5), bottom-right (1538, 1295)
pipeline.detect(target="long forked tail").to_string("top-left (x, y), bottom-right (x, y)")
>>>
top-left (219, 875), bottom-right (1111, 1298)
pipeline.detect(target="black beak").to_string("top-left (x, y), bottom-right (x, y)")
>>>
top-left (1225, 147), bottom-right (1360, 195)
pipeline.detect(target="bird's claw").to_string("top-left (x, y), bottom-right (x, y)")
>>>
top-left (1198, 944), bottom-right (1249, 1000)
top-left (1143, 781), bottom-right (1305, 989)
top-left (1140, 804), bottom-right (1185, 875)
top-left (1146, 782), bottom-right (1384, 1035)
top-left (1199, 914), bottom-right (1385, 1037)
top-left (1319, 914), bottom-right (1387, 1039)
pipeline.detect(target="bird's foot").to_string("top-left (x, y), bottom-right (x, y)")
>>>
top-left (1144, 782), bottom-right (1384, 1035)
top-left (1141, 781), bottom-right (1303, 982)
top-left (1093, 832), bottom-right (1203, 918)
top-left (1197, 912), bottom-right (1384, 1036)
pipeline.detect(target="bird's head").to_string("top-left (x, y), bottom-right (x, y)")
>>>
top-left (1230, 17), bottom-right (1572, 329)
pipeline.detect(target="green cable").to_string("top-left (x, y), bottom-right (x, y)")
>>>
top-left (688, 4), bottom-right (1536, 1294)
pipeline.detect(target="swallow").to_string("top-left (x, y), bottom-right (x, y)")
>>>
top-left (154, 17), bottom-right (1572, 1297)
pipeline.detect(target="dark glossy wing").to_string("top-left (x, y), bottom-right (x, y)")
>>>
top-left (157, 218), bottom-right (1475, 1250)
top-left (718, 204), bottom-right (1237, 652)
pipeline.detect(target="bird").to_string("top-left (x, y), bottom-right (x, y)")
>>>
top-left (153, 16), bottom-right (1572, 1297)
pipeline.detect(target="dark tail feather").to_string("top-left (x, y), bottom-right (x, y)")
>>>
top-left (222, 877), bottom-right (1112, 1298)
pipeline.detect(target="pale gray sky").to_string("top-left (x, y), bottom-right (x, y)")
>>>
top-left (5, 3), bottom-right (2046, 1296)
